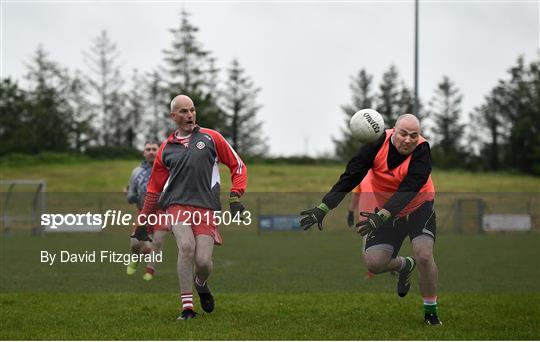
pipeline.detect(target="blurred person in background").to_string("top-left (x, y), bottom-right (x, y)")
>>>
top-left (126, 141), bottom-right (169, 281)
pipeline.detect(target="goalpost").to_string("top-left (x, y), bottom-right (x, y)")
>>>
top-left (0, 180), bottom-right (46, 237)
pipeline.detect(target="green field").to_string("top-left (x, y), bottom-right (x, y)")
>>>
top-left (1, 159), bottom-right (539, 192)
top-left (1, 160), bottom-right (539, 340)
top-left (1, 231), bottom-right (539, 340)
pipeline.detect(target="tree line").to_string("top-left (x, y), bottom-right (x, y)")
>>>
top-left (0, 11), bottom-right (267, 158)
top-left (335, 57), bottom-right (540, 175)
top-left (1, 10), bottom-right (538, 174)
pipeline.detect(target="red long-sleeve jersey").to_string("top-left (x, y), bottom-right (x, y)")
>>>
top-left (140, 126), bottom-right (247, 216)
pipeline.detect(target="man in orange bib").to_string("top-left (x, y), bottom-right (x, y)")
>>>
top-left (300, 114), bottom-right (441, 325)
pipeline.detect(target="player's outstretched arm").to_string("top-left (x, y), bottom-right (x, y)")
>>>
top-left (300, 138), bottom-right (382, 232)
top-left (321, 137), bottom-right (382, 209)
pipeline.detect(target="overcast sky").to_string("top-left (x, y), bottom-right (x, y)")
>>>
top-left (2, 1), bottom-right (539, 156)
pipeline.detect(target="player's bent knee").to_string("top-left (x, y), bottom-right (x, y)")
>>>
top-left (364, 255), bottom-right (388, 274)
top-left (363, 246), bottom-right (393, 274)
top-left (195, 255), bottom-right (212, 269)
top-left (365, 263), bottom-right (386, 274)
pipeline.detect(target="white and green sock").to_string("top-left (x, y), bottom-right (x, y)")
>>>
top-left (423, 296), bottom-right (438, 315)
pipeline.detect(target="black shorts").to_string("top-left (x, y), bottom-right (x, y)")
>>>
top-left (364, 200), bottom-right (436, 258)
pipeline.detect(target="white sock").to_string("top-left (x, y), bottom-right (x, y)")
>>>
top-left (398, 256), bottom-right (406, 272)
top-left (181, 292), bottom-right (193, 310)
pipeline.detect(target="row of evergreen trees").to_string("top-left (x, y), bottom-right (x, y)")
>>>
top-left (334, 57), bottom-right (540, 175)
top-left (0, 11), bottom-right (267, 157)
top-left (1, 10), bottom-right (538, 174)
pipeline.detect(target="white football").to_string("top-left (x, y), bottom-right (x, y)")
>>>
top-left (349, 109), bottom-right (385, 143)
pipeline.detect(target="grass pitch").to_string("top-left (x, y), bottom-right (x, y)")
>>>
top-left (2, 292), bottom-right (538, 340)
top-left (1, 231), bottom-right (539, 340)
top-left (1, 159), bottom-right (539, 339)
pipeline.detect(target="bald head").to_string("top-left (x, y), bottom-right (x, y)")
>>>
top-left (170, 94), bottom-right (196, 135)
top-left (170, 95), bottom-right (194, 112)
top-left (392, 114), bottom-right (421, 155)
top-left (395, 114), bottom-right (421, 131)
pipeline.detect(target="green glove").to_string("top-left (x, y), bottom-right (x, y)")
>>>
top-left (300, 203), bottom-right (330, 231)
top-left (229, 192), bottom-right (246, 221)
top-left (356, 208), bottom-right (390, 236)
top-left (131, 225), bottom-right (152, 242)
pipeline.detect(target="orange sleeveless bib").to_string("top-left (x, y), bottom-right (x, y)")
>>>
top-left (358, 129), bottom-right (435, 217)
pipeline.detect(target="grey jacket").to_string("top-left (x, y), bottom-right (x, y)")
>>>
top-left (127, 160), bottom-right (152, 209)
top-left (146, 127), bottom-right (247, 211)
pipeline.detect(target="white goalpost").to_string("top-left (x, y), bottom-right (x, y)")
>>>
top-left (0, 180), bottom-right (46, 236)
